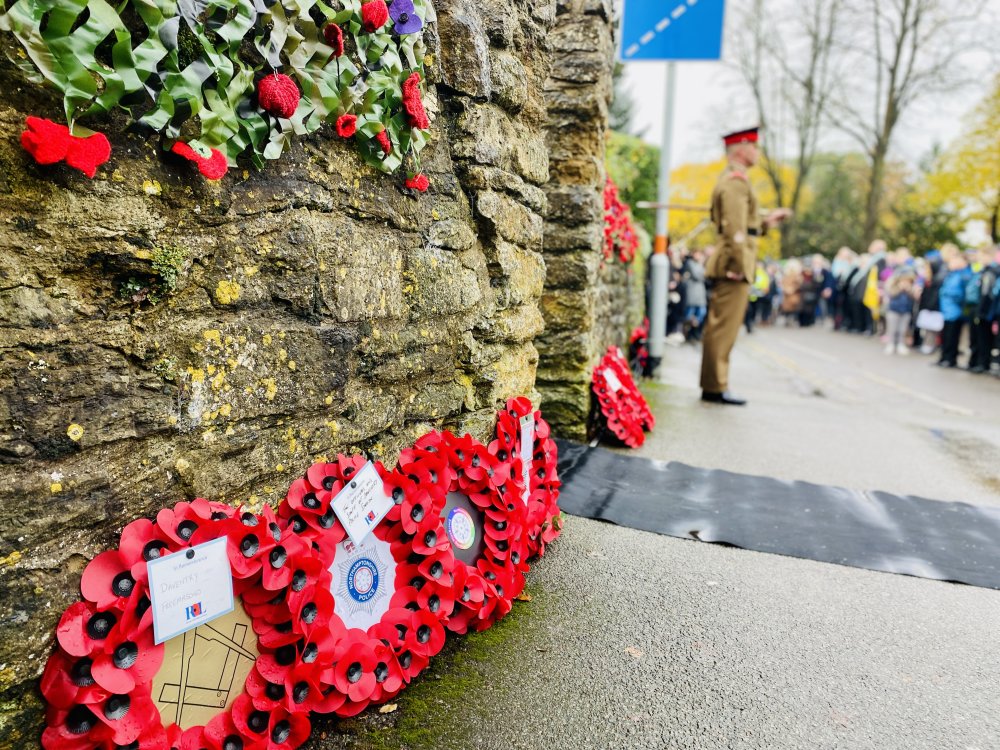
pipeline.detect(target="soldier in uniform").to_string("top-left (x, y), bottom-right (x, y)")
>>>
top-left (701, 127), bottom-right (790, 405)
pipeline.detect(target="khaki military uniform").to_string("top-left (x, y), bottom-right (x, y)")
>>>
top-left (700, 163), bottom-right (765, 393)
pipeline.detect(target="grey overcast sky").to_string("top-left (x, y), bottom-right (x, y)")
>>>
top-left (620, 0), bottom-right (1000, 169)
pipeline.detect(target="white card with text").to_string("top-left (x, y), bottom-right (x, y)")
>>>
top-left (331, 460), bottom-right (395, 546)
top-left (603, 367), bottom-right (624, 392)
top-left (519, 413), bottom-right (535, 506)
top-left (148, 536), bottom-right (234, 645)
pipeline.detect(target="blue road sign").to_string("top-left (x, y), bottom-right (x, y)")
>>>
top-left (620, 0), bottom-right (726, 62)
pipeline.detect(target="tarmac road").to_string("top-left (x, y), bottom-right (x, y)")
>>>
top-left (315, 326), bottom-right (1000, 750)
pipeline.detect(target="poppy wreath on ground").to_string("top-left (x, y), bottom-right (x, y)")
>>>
top-left (395, 430), bottom-right (528, 635)
top-left (592, 347), bottom-right (656, 448)
top-left (273, 454), bottom-right (451, 717)
top-left (2, 0), bottom-right (434, 180)
top-left (39, 498), bottom-right (314, 750)
top-left (629, 318), bottom-right (651, 377)
top-left (492, 398), bottom-right (562, 561)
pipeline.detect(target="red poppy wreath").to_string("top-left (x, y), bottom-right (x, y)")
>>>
top-left (273, 454), bottom-right (452, 718)
top-left (492, 397), bottom-right (562, 560)
top-left (394, 430), bottom-right (528, 635)
top-left (591, 346), bottom-right (655, 448)
top-left (40, 498), bottom-right (313, 750)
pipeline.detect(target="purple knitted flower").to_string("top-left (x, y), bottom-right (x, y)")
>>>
top-left (388, 0), bottom-right (422, 34)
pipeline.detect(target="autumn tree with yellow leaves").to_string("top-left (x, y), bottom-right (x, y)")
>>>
top-left (917, 74), bottom-right (1000, 243)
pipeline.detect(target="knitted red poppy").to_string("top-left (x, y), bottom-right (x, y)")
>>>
top-left (335, 114), bottom-right (357, 138)
top-left (404, 173), bottom-right (429, 192)
top-left (39, 499), bottom-right (315, 750)
top-left (171, 142), bottom-right (228, 180)
top-left (258, 73), bottom-right (301, 119)
top-left (323, 23), bottom-right (344, 56)
top-left (401, 72), bottom-right (430, 130)
top-left (361, 0), bottom-right (389, 32)
top-left (591, 346), bottom-right (654, 448)
top-left (375, 129), bottom-right (392, 156)
top-left (21, 117), bottom-right (111, 178)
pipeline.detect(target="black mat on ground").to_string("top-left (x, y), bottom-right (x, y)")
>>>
top-left (555, 439), bottom-right (1000, 589)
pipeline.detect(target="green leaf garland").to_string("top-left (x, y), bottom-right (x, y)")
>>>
top-left (0, 0), bottom-right (434, 178)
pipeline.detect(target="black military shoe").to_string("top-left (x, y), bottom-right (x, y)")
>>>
top-left (701, 391), bottom-right (747, 406)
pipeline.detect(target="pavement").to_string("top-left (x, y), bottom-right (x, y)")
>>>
top-left (312, 324), bottom-right (1000, 750)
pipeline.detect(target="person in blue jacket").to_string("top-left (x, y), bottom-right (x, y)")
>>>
top-left (936, 243), bottom-right (973, 368)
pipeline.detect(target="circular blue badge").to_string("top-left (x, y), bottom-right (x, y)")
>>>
top-left (346, 557), bottom-right (379, 603)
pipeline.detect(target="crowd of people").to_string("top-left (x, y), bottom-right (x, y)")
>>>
top-left (667, 240), bottom-right (1000, 375)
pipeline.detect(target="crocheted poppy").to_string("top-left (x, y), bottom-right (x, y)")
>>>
top-left (360, 0), bottom-right (389, 32)
top-left (375, 129), bottom-right (392, 156)
top-left (171, 142), bottom-right (228, 180)
top-left (389, 0), bottom-right (423, 34)
top-left (258, 73), bottom-right (301, 120)
top-left (591, 347), bottom-right (655, 448)
top-left (401, 72), bottom-right (430, 130)
top-left (323, 23), bottom-right (344, 57)
top-left (335, 114), bottom-right (357, 138)
top-left (65, 131), bottom-right (112, 178)
top-left (404, 173), bottom-right (429, 192)
top-left (492, 397), bottom-right (563, 559)
top-left (21, 116), bottom-right (70, 165)
top-left (21, 117), bottom-right (111, 178)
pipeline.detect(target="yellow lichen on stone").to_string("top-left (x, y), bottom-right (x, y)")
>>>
top-left (215, 280), bottom-right (241, 305)
top-left (66, 423), bottom-right (84, 441)
top-left (187, 367), bottom-right (206, 384)
top-left (218, 403), bottom-right (233, 417)
top-left (278, 349), bottom-right (287, 362)
top-left (142, 179), bottom-right (162, 196)
top-left (50, 482), bottom-right (62, 493)
top-left (207, 364), bottom-right (217, 375)
top-left (262, 378), bottom-right (278, 401)
top-left (175, 458), bottom-right (191, 473)
top-left (203, 329), bottom-right (222, 344)
top-left (262, 333), bottom-right (273, 346)
top-left (325, 394), bottom-right (333, 405)
top-left (287, 361), bottom-right (297, 371)
top-left (244, 266), bottom-right (259, 277)
top-left (0, 550), bottom-right (22, 567)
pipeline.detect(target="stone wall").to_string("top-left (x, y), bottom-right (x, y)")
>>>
top-left (0, 1), bottom-right (570, 742)
top-left (534, 0), bottom-right (640, 441)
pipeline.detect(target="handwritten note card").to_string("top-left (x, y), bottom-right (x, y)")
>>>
top-left (519, 413), bottom-right (535, 506)
top-left (603, 367), bottom-right (624, 392)
top-left (148, 536), bottom-right (234, 645)
top-left (331, 461), bottom-right (395, 546)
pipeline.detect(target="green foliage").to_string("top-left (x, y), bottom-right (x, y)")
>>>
top-left (0, 0), bottom-right (433, 174)
top-left (150, 245), bottom-right (188, 293)
top-left (795, 153), bottom-right (869, 256)
top-left (606, 131), bottom-right (659, 238)
top-left (886, 204), bottom-right (961, 253)
top-left (152, 356), bottom-right (179, 382)
top-left (609, 63), bottom-right (637, 135)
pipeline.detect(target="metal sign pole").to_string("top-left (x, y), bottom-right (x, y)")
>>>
top-left (647, 61), bottom-right (677, 373)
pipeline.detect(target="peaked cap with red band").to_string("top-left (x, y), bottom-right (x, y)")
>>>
top-left (722, 126), bottom-right (760, 146)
